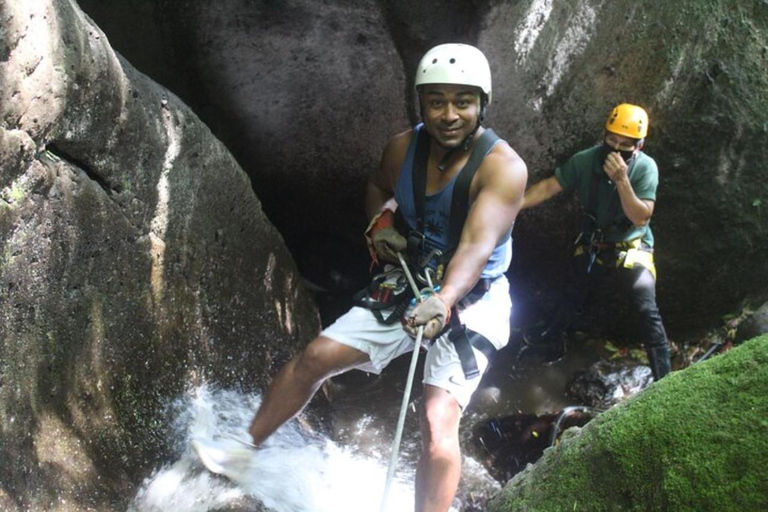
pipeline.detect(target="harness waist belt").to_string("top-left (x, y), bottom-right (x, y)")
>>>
top-left (447, 276), bottom-right (500, 379)
top-left (579, 236), bottom-right (652, 253)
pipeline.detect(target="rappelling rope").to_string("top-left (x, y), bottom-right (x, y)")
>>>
top-left (379, 252), bottom-right (429, 512)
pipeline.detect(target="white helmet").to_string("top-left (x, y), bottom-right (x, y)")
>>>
top-left (415, 43), bottom-right (492, 105)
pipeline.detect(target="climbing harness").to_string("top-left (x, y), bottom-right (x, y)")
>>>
top-left (573, 232), bottom-right (656, 278)
top-left (359, 127), bottom-right (504, 380)
top-left (351, 248), bottom-right (444, 326)
top-left (446, 278), bottom-right (499, 379)
top-left (352, 265), bottom-right (413, 324)
top-left (405, 127), bottom-right (505, 378)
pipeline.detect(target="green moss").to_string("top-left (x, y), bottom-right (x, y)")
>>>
top-left (488, 336), bottom-right (768, 512)
top-left (10, 185), bottom-right (24, 202)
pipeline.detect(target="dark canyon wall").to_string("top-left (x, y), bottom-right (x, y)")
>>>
top-left (0, 0), bottom-right (319, 509)
top-left (78, 0), bottom-right (768, 335)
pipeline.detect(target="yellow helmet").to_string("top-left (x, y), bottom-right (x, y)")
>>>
top-left (605, 104), bottom-right (649, 139)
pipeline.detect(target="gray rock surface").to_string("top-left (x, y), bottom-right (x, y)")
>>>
top-left (737, 300), bottom-right (768, 342)
top-left (0, 1), bottom-right (319, 509)
top-left (78, 0), bottom-right (768, 334)
top-left (482, 0), bottom-right (768, 332)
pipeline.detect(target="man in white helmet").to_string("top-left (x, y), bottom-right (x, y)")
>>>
top-left (205, 44), bottom-right (526, 511)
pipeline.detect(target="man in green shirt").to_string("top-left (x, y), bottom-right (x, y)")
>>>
top-left (521, 104), bottom-right (671, 380)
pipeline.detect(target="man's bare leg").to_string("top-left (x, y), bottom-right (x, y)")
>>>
top-left (414, 385), bottom-right (462, 512)
top-left (249, 335), bottom-right (369, 445)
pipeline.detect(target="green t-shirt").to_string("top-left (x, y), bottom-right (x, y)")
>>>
top-left (554, 145), bottom-right (658, 246)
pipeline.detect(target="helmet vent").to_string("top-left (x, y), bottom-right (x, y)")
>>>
top-left (450, 58), bottom-right (456, 64)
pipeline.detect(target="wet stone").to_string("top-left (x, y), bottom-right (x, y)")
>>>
top-left (736, 300), bottom-right (768, 342)
top-left (473, 410), bottom-right (593, 482)
top-left (567, 358), bottom-right (653, 409)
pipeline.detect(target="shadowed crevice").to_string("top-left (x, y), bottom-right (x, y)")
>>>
top-left (45, 142), bottom-right (121, 196)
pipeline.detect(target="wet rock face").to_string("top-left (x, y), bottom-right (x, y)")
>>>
top-left (78, 0), bottom-right (768, 335)
top-left (567, 359), bottom-right (653, 408)
top-left (0, 0), bottom-right (319, 509)
top-left (482, 0), bottom-right (768, 332)
top-left (736, 300), bottom-right (768, 342)
top-left (474, 410), bottom-right (594, 482)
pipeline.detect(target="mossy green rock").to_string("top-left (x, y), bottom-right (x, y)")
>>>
top-left (487, 336), bottom-right (768, 512)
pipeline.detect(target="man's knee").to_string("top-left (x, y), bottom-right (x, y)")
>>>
top-left (294, 336), bottom-right (367, 381)
top-left (420, 388), bottom-right (461, 451)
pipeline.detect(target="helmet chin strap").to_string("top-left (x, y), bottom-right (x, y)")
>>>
top-left (436, 121), bottom-right (480, 172)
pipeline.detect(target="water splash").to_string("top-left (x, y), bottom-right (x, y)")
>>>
top-left (128, 385), bottom-right (417, 512)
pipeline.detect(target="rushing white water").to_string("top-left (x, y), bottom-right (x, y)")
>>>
top-left (128, 385), bottom-right (420, 512)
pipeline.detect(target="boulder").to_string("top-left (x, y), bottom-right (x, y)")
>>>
top-left (0, 0), bottom-right (318, 509)
top-left (486, 336), bottom-right (768, 512)
top-left (568, 358), bottom-right (654, 408)
top-left (481, 0), bottom-right (768, 333)
top-left (736, 300), bottom-right (768, 342)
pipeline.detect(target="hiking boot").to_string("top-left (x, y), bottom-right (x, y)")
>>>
top-left (646, 344), bottom-right (671, 381)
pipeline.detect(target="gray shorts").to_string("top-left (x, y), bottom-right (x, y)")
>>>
top-left (321, 277), bottom-right (511, 409)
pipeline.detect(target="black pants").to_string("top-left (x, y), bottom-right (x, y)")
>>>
top-left (553, 250), bottom-right (670, 378)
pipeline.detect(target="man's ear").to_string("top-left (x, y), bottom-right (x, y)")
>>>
top-left (636, 138), bottom-right (645, 150)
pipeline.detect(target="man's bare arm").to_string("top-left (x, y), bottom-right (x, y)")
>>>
top-left (603, 152), bottom-right (655, 226)
top-left (365, 130), bottom-right (411, 220)
top-left (438, 145), bottom-right (528, 308)
top-left (521, 176), bottom-right (563, 210)
top-left (615, 182), bottom-right (655, 226)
